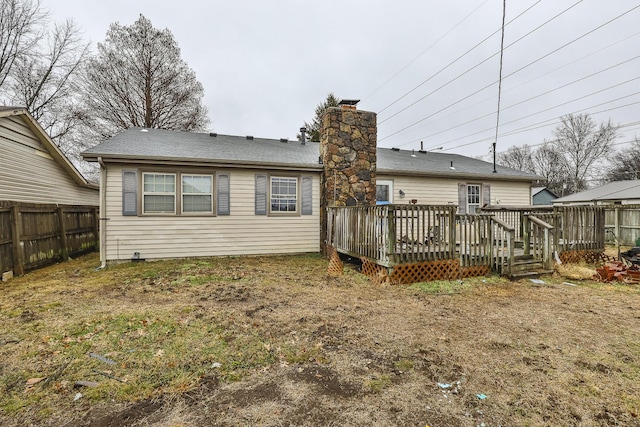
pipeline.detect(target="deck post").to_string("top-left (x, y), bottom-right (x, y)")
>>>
top-left (387, 207), bottom-right (396, 266)
top-left (522, 214), bottom-right (530, 256)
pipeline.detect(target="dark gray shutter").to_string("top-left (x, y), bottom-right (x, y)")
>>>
top-left (255, 174), bottom-right (268, 215)
top-left (482, 183), bottom-right (491, 207)
top-left (217, 173), bottom-right (230, 215)
top-left (457, 183), bottom-right (466, 214)
top-left (122, 170), bottom-right (138, 216)
top-left (301, 176), bottom-right (312, 215)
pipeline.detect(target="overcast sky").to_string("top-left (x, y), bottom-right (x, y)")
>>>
top-left (48, 0), bottom-right (640, 160)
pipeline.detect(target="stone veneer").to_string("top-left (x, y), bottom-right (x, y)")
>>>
top-left (319, 106), bottom-right (377, 207)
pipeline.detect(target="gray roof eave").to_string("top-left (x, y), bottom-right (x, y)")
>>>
top-left (377, 168), bottom-right (541, 182)
top-left (82, 152), bottom-right (323, 172)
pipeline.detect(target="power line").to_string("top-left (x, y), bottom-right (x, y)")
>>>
top-left (376, 0), bottom-right (544, 116)
top-left (389, 30), bottom-right (640, 142)
top-left (404, 70), bottom-right (640, 150)
top-left (378, 0), bottom-right (582, 124)
top-left (438, 101), bottom-right (640, 153)
top-left (362, 0), bottom-right (490, 103)
top-left (379, 3), bottom-right (640, 144)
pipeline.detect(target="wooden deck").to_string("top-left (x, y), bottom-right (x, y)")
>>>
top-left (327, 204), bottom-right (606, 277)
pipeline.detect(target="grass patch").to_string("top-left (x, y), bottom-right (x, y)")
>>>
top-left (409, 275), bottom-right (505, 294)
top-left (366, 375), bottom-right (392, 392)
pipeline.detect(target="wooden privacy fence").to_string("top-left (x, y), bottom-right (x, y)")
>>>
top-left (605, 204), bottom-right (640, 246)
top-left (0, 201), bottom-right (99, 276)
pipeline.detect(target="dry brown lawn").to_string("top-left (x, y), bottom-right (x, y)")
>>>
top-left (1, 252), bottom-right (640, 426)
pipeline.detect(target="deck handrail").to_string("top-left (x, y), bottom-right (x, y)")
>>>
top-left (525, 214), bottom-right (554, 269)
top-left (490, 217), bottom-right (515, 276)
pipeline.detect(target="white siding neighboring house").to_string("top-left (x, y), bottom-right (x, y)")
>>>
top-left (0, 107), bottom-right (98, 205)
top-left (553, 180), bottom-right (640, 205)
top-left (83, 127), bottom-right (541, 264)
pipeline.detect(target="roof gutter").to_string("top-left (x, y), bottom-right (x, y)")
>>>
top-left (377, 168), bottom-right (541, 183)
top-left (83, 154), bottom-right (323, 172)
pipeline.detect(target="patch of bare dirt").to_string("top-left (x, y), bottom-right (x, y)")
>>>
top-left (2, 254), bottom-right (640, 426)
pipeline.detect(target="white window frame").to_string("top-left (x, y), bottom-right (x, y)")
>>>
top-left (142, 172), bottom-right (176, 214)
top-left (181, 174), bottom-right (213, 214)
top-left (270, 176), bottom-right (298, 214)
top-left (467, 184), bottom-right (481, 214)
top-left (376, 179), bottom-right (394, 204)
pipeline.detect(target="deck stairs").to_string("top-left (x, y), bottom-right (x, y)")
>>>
top-left (509, 254), bottom-right (554, 280)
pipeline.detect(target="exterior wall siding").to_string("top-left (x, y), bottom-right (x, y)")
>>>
top-left (104, 164), bottom-right (320, 261)
top-left (377, 174), bottom-right (531, 206)
top-left (0, 116), bottom-right (98, 205)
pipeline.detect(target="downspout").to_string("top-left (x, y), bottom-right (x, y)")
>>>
top-left (97, 157), bottom-right (107, 269)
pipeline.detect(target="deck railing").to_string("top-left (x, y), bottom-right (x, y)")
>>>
top-left (491, 217), bottom-right (515, 276)
top-left (524, 215), bottom-right (554, 269)
top-left (478, 205), bottom-right (553, 241)
top-left (327, 204), bottom-right (606, 273)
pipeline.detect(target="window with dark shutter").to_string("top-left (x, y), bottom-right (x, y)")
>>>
top-left (217, 173), bottom-right (230, 215)
top-left (301, 176), bottom-right (312, 215)
top-left (255, 174), bottom-right (267, 215)
top-left (122, 170), bottom-right (138, 216)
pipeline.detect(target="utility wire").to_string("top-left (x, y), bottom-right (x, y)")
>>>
top-left (378, 0), bottom-right (582, 124)
top-left (443, 96), bottom-right (640, 151)
top-left (392, 30), bottom-right (640, 142)
top-left (440, 102), bottom-right (640, 153)
top-left (402, 66), bottom-right (640, 150)
top-left (379, 3), bottom-right (640, 144)
top-left (376, 0), bottom-right (544, 115)
top-left (362, 0), bottom-right (490, 103)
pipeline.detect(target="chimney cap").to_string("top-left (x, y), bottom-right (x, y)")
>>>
top-left (338, 99), bottom-right (360, 106)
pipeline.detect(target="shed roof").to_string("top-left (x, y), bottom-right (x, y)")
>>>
top-left (554, 180), bottom-right (640, 203)
top-left (83, 128), bottom-right (542, 181)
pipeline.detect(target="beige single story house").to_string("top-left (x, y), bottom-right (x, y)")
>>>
top-left (0, 107), bottom-right (98, 205)
top-left (82, 105), bottom-right (541, 264)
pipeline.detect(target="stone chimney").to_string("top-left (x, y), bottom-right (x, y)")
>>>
top-left (320, 100), bottom-right (377, 207)
top-left (319, 100), bottom-right (377, 250)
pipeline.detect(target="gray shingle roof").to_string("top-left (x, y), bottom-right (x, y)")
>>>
top-left (376, 148), bottom-right (541, 181)
top-left (554, 180), bottom-right (640, 203)
top-left (82, 128), bottom-right (322, 170)
top-left (83, 128), bottom-right (542, 181)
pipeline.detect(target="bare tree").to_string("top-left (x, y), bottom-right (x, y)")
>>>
top-left (0, 0), bottom-right (45, 89)
top-left (533, 141), bottom-right (569, 196)
top-left (8, 20), bottom-right (89, 142)
top-left (551, 113), bottom-right (617, 192)
top-left (497, 144), bottom-right (535, 173)
top-left (80, 15), bottom-right (209, 140)
top-left (0, 1), bottom-right (93, 177)
top-left (299, 92), bottom-right (340, 142)
top-left (605, 137), bottom-right (640, 182)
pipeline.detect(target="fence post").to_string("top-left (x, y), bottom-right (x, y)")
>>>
top-left (10, 205), bottom-right (24, 276)
top-left (57, 206), bottom-right (69, 262)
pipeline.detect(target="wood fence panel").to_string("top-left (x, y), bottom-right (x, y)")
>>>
top-left (605, 205), bottom-right (640, 246)
top-left (0, 201), bottom-right (98, 276)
